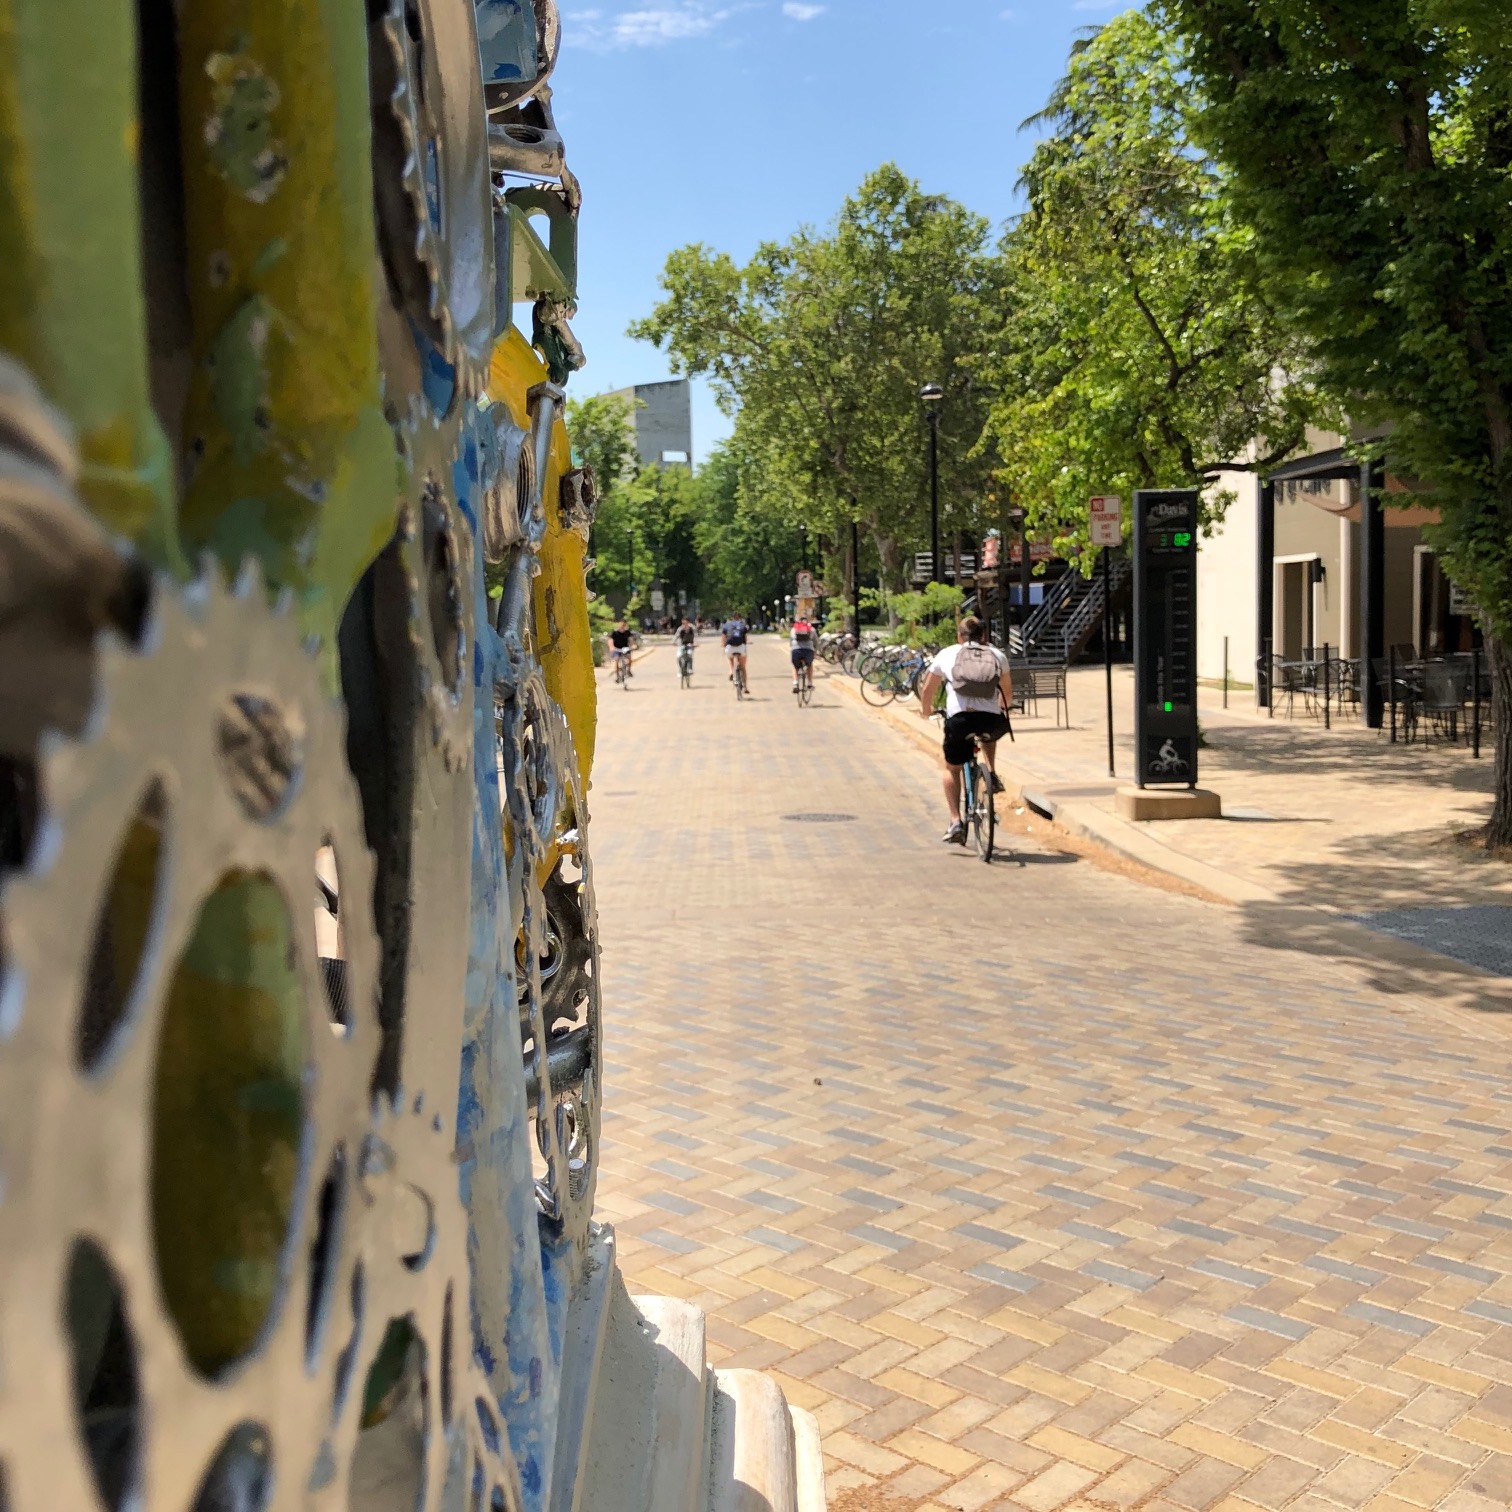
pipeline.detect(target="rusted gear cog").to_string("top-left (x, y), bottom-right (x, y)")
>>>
top-left (371, 0), bottom-right (497, 398)
top-left (0, 566), bottom-right (521, 1512)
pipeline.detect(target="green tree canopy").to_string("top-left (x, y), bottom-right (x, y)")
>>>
top-left (630, 164), bottom-right (1004, 588)
top-left (1161, 0), bottom-right (1512, 842)
top-left (986, 9), bottom-right (1322, 561)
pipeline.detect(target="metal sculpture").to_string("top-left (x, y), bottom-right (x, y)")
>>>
top-left (0, 1), bottom-right (822, 1508)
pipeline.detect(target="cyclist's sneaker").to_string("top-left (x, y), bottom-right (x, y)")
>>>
top-left (990, 773), bottom-right (1006, 795)
top-left (941, 821), bottom-right (967, 846)
top-left (792, 682), bottom-right (799, 693)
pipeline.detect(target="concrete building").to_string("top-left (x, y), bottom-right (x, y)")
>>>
top-left (1198, 428), bottom-right (1478, 725)
top-left (606, 379), bottom-right (693, 468)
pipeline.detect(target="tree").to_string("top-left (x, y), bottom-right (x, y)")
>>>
top-left (630, 165), bottom-right (1003, 590)
top-left (1161, 0), bottom-right (1512, 846)
top-left (986, 10), bottom-right (1322, 563)
top-left (692, 440), bottom-right (805, 616)
top-left (565, 391), bottom-right (638, 500)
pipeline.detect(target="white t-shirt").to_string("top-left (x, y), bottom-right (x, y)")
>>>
top-left (928, 642), bottom-right (1008, 717)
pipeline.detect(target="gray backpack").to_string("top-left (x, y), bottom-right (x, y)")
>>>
top-left (949, 643), bottom-right (1002, 700)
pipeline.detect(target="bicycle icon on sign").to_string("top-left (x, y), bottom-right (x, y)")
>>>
top-left (1149, 738), bottom-right (1190, 777)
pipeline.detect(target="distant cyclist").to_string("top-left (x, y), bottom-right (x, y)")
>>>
top-left (916, 616), bottom-right (1013, 845)
top-left (721, 613), bottom-right (750, 686)
top-left (789, 614), bottom-right (816, 694)
top-left (676, 615), bottom-right (697, 679)
top-left (608, 618), bottom-right (633, 680)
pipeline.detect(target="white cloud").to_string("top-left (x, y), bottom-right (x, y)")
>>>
top-left (782, 2), bottom-right (825, 19)
top-left (570, 2), bottom-right (742, 48)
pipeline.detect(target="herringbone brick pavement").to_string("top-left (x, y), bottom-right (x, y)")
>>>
top-left (588, 636), bottom-right (1512, 1511)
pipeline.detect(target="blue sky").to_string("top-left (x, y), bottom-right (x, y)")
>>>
top-left (551, 0), bottom-right (1124, 460)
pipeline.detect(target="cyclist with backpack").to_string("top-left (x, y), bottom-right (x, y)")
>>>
top-left (721, 613), bottom-right (750, 687)
top-left (789, 614), bottom-right (816, 694)
top-left (916, 616), bottom-right (1014, 845)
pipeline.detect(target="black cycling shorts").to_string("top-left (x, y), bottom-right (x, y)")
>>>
top-left (942, 710), bottom-right (1010, 766)
top-left (790, 647), bottom-right (815, 667)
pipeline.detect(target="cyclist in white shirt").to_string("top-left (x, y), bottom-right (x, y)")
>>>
top-left (915, 616), bottom-right (1014, 845)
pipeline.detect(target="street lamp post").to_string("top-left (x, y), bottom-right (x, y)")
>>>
top-left (919, 382), bottom-right (943, 583)
top-left (851, 517), bottom-right (861, 644)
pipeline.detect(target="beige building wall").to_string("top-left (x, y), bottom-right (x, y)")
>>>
top-left (1197, 471), bottom-right (1259, 687)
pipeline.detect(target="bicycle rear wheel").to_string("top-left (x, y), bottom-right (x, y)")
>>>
top-left (860, 669), bottom-right (895, 706)
top-left (799, 670), bottom-right (812, 705)
top-left (971, 762), bottom-right (995, 862)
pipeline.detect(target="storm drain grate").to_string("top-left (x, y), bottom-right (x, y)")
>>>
top-left (781, 813), bottom-right (857, 824)
top-left (1348, 905), bottom-right (1512, 978)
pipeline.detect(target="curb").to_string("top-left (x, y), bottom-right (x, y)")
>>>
top-left (826, 670), bottom-right (1252, 898)
top-left (827, 669), bottom-right (1512, 1021)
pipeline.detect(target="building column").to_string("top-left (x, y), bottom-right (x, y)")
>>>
top-left (1257, 478), bottom-right (1275, 709)
top-left (1360, 460), bottom-right (1385, 728)
top-left (1338, 514), bottom-right (1355, 658)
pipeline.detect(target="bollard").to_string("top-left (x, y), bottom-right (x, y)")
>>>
top-left (1223, 635), bottom-right (1229, 709)
top-left (1388, 645), bottom-right (1397, 743)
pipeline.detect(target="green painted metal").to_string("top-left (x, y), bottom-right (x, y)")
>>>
top-left (509, 200), bottom-right (575, 301)
top-left (0, 0), bottom-right (180, 568)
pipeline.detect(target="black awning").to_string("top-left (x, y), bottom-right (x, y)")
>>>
top-left (1267, 447), bottom-right (1360, 484)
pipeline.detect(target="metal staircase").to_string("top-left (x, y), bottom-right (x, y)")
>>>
top-left (1007, 556), bottom-right (1132, 662)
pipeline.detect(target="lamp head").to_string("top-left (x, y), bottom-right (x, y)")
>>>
top-left (918, 381), bottom-right (944, 410)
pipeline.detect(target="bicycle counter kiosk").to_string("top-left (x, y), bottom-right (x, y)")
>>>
top-left (1131, 489), bottom-right (1211, 806)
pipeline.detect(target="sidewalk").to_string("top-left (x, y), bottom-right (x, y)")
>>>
top-left (834, 661), bottom-right (1512, 1019)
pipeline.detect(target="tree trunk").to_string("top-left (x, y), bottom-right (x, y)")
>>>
top-left (1486, 629), bottom-right (1512, 850)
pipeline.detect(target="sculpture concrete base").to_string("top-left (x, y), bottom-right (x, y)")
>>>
top-left (1116, 787), bottom-right (1222, 821)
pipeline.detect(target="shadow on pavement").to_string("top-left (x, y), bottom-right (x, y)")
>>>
top-left (1235, 823), bottom-right (1512, 1013)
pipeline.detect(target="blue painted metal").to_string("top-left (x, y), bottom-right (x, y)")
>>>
top-left (454, 395), bottom-right (562, 1512)
top-left (476, 0), bottom-right (538, 85)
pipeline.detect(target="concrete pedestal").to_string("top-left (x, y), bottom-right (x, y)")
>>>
top-left (1116, 787), bottom-right (1222, 822)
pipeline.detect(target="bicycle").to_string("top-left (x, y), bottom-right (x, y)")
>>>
top-left (962, 734), bottom-right (997, 862)
top-left (931, 711), bottom-right (999, 862)
top-left (732, 655), bottom-right (747, 699)
top-left (613, 650), bottom-right (631, 688)
top-left (795, 659), bottom-right (813, 706)
top-left (678, 643), bottom-right (694, 688)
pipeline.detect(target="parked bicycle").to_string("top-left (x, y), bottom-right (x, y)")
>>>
top-left (858, 644), bottom-right (935, 706)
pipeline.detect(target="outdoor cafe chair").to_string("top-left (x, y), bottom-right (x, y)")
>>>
top-left (1419, 660), bottom-right (1470, 742)
top-left (1371, 657), bottom-right (1420, 742)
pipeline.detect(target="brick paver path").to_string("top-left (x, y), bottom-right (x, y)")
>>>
top-left (589, 636), bottom-right (1512, 1512)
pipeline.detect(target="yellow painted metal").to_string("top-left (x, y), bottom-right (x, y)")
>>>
top-left (152, 872), bottom-right (304, 1378)
top-left (0, 0), bottom-right (179, 566)
top-left (488, 329), bottom-right (598, 795)
top-left (173, 0), bottom-right (397, 657)
top-left (154, 0), bottom-right (392, 1367)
